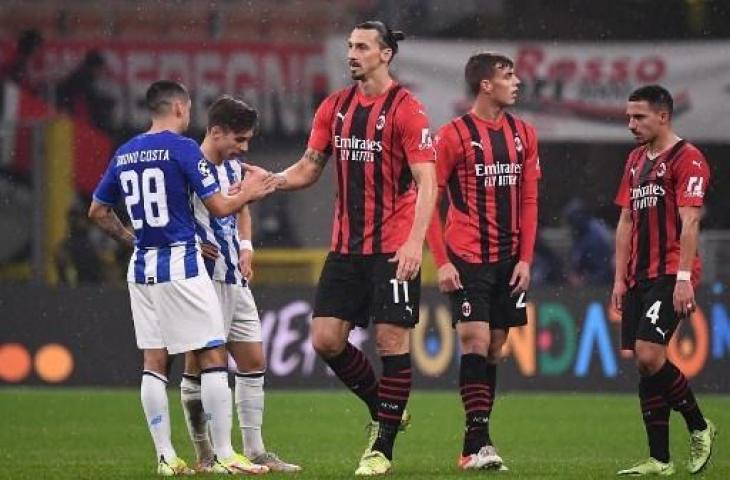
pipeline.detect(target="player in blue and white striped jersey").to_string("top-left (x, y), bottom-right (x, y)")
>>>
top-left (194, 154), bottom-right (246, 287)
top-left (88, 81), bottom-right (277, 476)
top-left (181, 95), bottom-right (301, 473)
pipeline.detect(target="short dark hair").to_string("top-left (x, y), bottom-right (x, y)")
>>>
top-left (628, 84), bottom-right (674, 117)
top-left (465, 52), bottom-right (514, 97)
top-left (145, 80), bottom-right (189, 116)
top-left (354, 20), bottom-right (406, 61)
top-left (207, 95), bottom-right (258, 133)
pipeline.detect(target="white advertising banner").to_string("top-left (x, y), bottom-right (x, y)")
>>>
top-left (326, 39), bottom-right (730, 142)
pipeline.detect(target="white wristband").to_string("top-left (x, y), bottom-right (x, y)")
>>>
top-left (677, 270), bottom-right (691, 282)
top-left (239, 240), bottom-right (253, 252)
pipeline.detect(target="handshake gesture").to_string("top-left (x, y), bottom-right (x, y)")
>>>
top-left (235, 163), bottom-right (282, 202)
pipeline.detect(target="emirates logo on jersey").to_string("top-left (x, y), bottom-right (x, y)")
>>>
top-left (474, 163), bottom-right (522, 188)
top-left (461, 300), bottom-right (472, 318)
top-left (630, 183), bottom-right (666, 210)
top-left (335, 135), bottom-right (383, 163)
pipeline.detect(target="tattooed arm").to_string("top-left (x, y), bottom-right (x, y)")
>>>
top-left (88, 200), bottom-right (135, 248)
top-left (274, 148), bottom-right (329, 191)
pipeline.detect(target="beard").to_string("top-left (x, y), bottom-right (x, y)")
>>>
top-left (350, 70), bottom-right (365, 81)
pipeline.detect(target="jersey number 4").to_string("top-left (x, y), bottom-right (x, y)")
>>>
top-left (120, 168), bottom-right (170, 229)
top-left (646, 300), bottom-right (661, 325)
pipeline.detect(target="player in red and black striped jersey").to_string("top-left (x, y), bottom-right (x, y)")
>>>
top-left (612, 85), bottom-right (716, 476)
top-left (273, 21), bottom-right (437, 476)
top-left (426, 52), bottom-right (540, 471)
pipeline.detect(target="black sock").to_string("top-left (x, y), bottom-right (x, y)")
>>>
top-left (651, 361), bottom-right (707, 432)
top-left (639, 375), bottom-right (670, 462)
top-left (485, 361), bottom-right (497, 445)
top-left (323, 343), bottom-right (379, 420)
top-left (372, 354), bottom-right (412, 460)
top-left (460, 354), bottom-right (491, 455)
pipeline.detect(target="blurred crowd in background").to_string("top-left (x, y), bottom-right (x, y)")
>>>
top-left (1, 0), bottom-right (728, 288)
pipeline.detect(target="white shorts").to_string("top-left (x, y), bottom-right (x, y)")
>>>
top-left (128, 275), bottom-right (226, 355)
top-left (213, 281), bottom-right (262, 343)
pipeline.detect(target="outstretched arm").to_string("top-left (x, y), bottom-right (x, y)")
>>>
top-left (274, 148), bottom-right (329, 191)
top-left (204, 164), bottom-right (278, 217)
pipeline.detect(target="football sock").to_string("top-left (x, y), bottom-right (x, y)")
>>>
top-left (639, 374), bottom-right (671, 462)
top-left (200, 367), bottom-right (235, 460)
top-left (235, 371), bottom-right (266, 458)
top-left (141, 370), bottom-right (176, 460)
top-left (460, 354), bottom-right (491, 455)
top-left (372, 354), bottom-right (412, 460)
top-left (652, 361), bottom-right (707, 432)
top-left (323, 342), bottom-right (379, 420)
top-left (485, 361), bottom-right (497, 445)
top-left (180, 373), bottom-right (214, 463)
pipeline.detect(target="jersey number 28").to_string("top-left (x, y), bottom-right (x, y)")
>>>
top-left (120, 168), bottom-right (169, 229)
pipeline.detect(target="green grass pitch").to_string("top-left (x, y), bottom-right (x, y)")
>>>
top-left (1, 389), bottom-right (727, 479)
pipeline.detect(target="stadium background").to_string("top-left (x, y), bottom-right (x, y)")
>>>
top-left (0, 1), bottom-right (729, 478)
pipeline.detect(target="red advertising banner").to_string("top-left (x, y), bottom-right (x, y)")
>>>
top-left (0, 40), bottom-right (327, 135)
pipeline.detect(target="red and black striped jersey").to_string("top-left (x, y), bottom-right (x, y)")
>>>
top-left (615, 140), bottom-right (710, 287)
top-left (308, 83), bottom-right (435, 254)
top-left (426, 111), bottom-right (541, 266)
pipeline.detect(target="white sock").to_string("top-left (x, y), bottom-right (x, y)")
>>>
top-left (180, 374), bottom-right (214, 463)
top-left (140, 371), bottom-right (176, 461)
top-left (235, 372), bottom-right (266, 458)
top-left (200, 369), bottom-right (235, 460)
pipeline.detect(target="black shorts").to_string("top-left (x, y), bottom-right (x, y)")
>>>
top-left (621, 275), bottom-right (679, 350)
top-left (312, 252), bottom-right (421, 329)
top-left (448, 253), bottom-right (528, 330)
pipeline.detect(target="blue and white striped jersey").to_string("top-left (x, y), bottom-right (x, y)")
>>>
top-left (193, 158), bottom-right (245, 285)
top-left (92, 130), bottom-right (220, 284)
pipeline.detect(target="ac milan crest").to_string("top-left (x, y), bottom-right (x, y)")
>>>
top-left (461, 300), bottom-right (472, 318)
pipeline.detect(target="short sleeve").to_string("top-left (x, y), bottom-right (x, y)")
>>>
top-left (396, 97), bottom-right (436, 165)
top-left (674, 150), bottom-right (710, 207)
top-left (177, 139), bottom-right (220, 200)
top-left (523, 122), bottom-right (541, 182)
top-left (614, 156), bottom-right (633, 208)
top-left (307, 95), bottom-right (336, 154)
top-left (92, 157), bottom-right (120, 205)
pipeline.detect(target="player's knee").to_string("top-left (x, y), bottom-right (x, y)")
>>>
top-left (244, 357), bottom-right (266, 373)
top-left (487, 340), bottom-right (506, 363)
top-left (375, 329), bottom-right (408, 356)
top-left (311, 330), bottom-right (345, 359)
top-left (457, 323), bottom-right (490, 355)
top-left (634, 345), bottom-right (664, 375)
top-left (183, 352), bottom-right (201, 375)
top-left (195, 345), bottom-right (228, 370)
top-left (143, 349), bottom-right (169, 375)
top-left (459, 336), bottom-right (489, 355)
